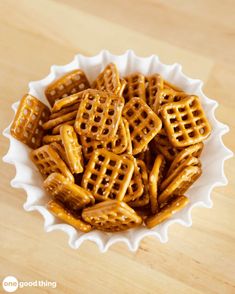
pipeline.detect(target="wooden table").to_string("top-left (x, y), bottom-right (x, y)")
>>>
top-left (0, 1), bottom-right (234, 293)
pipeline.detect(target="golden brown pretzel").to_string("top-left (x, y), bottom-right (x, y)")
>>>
top-left (10, 94), bottom-right (50, 149)
top-left (123, 73), bottom-right (146, 102)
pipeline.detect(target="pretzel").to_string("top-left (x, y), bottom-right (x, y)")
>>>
top-left (60, 125), bottom-right (84, 174)
top-left (123, 73), bottom-right (146, 102)
top-left (145, 74), bottom-right (163, 113)
top-left (122, 97), bottom-right (162, 155)
top-left (47, 200), bottom-right (92, 232)
top-left (42, 110), bottom-right (77, 131)
top-left (123, 157), bottom-right (144, 203)
top-left (80, 118), bottom-right (128, 159)
top-left (92, 63), bottom-right (121, 94)
top-left (158, 166), bottom-right (202, 205)
top-left (51, 119), bottom-right (75, 134)
top-left (164, 80), bottom-right (183, 92)
top-left (44, 173), bottom-right (94, 211)
top-left (42, 134), bottom-right (61, 144)
top-left (51, 92), bottom-right (83, 113)
top-left (31, 145), bottom-right (74, 182)
top-left (160, 95), bottom-right (211, 147)
top-left (145, 195), bottom-right (189, 228)
top-left (50, 103), bottom-right (80, 119)
top-left (50, 142), bottom-right (68, 166)
top-left (127, 160), bottom-right (150, 207)
top-left (82, 200), bottom-right (142, 232)
top-left (74, 89), bottom-right (124, 141)
top-left (122, 118), bottom-right (132, 155)
top-left (161, 156), bottom-right (200, 191)
top-left (81, 149), bottom-right (134, 201)
top-left (149, 154), bottom-right (165, 214)
top-left (45, 69), bottom-right (90, 106)
top-left (118, 79), bottom-right (127, 96)
top-left (10, 94), bottom-right (50, 149)
top-left (167, 142), bottom-right (203, 175)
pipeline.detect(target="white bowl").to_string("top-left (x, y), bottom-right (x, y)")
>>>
top-left (2, 50), bottom-right (233, 252)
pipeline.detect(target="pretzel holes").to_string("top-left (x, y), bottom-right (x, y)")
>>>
top-left (108, 109), bottom-right (114, 116)
top-left (91, 126), bottom-right (98, 133)
top-left (87, 183), bottom-right (94, 190)
top-left (86, 103), bottom-right (92, 110)
top-left (141, 111), bottom-right (148, 118)
top-left (133, 103), bottom-right (140, 110)
top-left (80, 123), bottom-right (87, 130)
top-left (126, 109), bottom-right (134, 117)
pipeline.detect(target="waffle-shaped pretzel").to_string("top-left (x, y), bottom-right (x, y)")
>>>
top-left (44, 173), bottom-right (94, 211)
top-left (50, 142), bottom-right (68, 166)
top-left (42, 134), bottom-right (61, 144)
top-left (81, 149), bottom-right (134, 201)
top-left (45, 69), bottom-right (90, 106)
top-left (50, 103), bottom-right (80, 119)
top-left (158, 166), bottom-right (202, 205)
top-left (128, 160), bottom-right (150, 207)
top-left (123, 73), bottom-right (146, 102)
top-left (51, 92), bottom-right (83, 113)
top-left (146, 74), bottom-right (163, 113)
top-left (157, 88), bottom-right (188, 112)
top-left (52, 119), bottom-right (75, 134)
top-left (60, 125), bottom-right (84, 174)
top-left (82, 200), bottom-right (142, 232)
top-left (80, 119), bottom-right (128, 159)
top-left (122, 118), bottom-right (132, 155)
top-left (167, 142), bottom-right (203, 175)
top-left (149, 154), bottom-right (165, 214)
top-left (161, 96), bottom-right (211, 147)
top-left (161, 156), bottom-right (200, 191)
top-left (75, 89), bottom-right (124, 141)
top-left (123, 157), bottom-right (144, 203)
top-left (118, 79), bottom-right (127, 96)
top-left (92, 63), bottom-right (121, 94)
top-left (47, 200), bottom-right (92, 232)
top-left (42, 110), bottom-right (77, 130)
top-left (31, 145), bottom-right (74, 182)
top-left (146, 195), bottom-right (189, 228)
top-left (122, 97), bottom-right (162, 155)
top-left (164, 80), bottom-right (183, 92)
top-left (10, 94), bottom-right (50, 149)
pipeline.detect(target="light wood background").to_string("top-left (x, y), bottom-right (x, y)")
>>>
top-left (0, 1), bottom-right (234, 293)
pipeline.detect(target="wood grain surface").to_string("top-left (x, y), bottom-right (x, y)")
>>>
top-left (0, 0), bottom-right (234, 293)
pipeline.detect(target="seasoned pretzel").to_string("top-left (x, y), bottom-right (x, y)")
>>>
top-left (42, 134), bottom-right (61, 145)
top-left (42, 110), bottom-right (77, 131)
top-left (10, 94), bottom-right (50, 148)
top-left (149, 154), bottom-right (165, 214)
top-left (158, 166), bottom-right (202, 205)
top-left (31, 145), bottom-right (74, 182)
top-left (50, 103), bottom-right (79, 119)
top-left (146, 74), bottom-right (163, 113)
top-left (60, 125), bottom-right (84, 174)
top-left (75, 89), bottom-right (124, 141)
top-left (80, 118), bottom-right (128, 159)
top-left (47, 200), bottom-right (92, 232)
top-left (161, 95), bottom-right (211, 147)
top-left (122, 97), bottom-right (162, 155)
top-left (44, 173), bottom-right (94, 211)
top-left (45, 69), bottom-right (90, 106)
top-left (82, 200), bottom-right (142, 232)
top-left (167, 142), bottom-right (203, 175)
top-left (161, 156), bottom-right (200, 191)
top-left (81, 149), bottom-right (134, 201)
top-left (92, 63), bottom-right (121, 94)
top-left (123, 157), bottom-right (144, 203)
top-left (123, 73), bottom-right (146, 102)
top-left (51, 92), bottom-right (83, 113)
top-left (127, 160), bottom-right (150, 207)
top-left (146, 195), bottom-right (189, 228)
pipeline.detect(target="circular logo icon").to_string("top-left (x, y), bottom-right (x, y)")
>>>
top-left (2, 276), bottom-right (18, 293)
